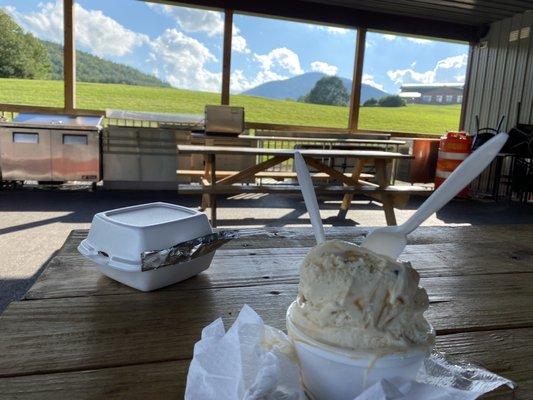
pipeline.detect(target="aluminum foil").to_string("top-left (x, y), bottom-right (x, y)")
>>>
top-left (140, 228), bottom-right (290, 271)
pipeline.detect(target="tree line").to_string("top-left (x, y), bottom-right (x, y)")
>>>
top-left (0, 10), bottom-right (168, 87)
top-left (298, 76), bottom-right (406, 107)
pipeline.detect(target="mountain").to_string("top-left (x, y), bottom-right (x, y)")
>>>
top-left (44, 41), bottom-right (169, 87)
top-left (243, 72), bottom-right (388, 103)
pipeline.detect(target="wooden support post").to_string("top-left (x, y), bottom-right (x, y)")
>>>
top-left (209, 154), bottom-right (217, 227)
top-left (348, 28), bottom-right (366, 133)
top-left (63, 0), bottom-right (76, 113)
top-left (221, 9), bottom-right (233, 105)
top-left (459, 43), bottom-right (474, 131)
top-left (200, 155), bottom-right (212, 211)
top-left (338, 159), bottom-right (365, 219)
top-left (374, 159), bottom-right (397, 226)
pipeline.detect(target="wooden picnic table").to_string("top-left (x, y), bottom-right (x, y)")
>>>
top-left (0, 224), bottom-right (531, 399)
top-left (177, 144), bottom-right (417, 227)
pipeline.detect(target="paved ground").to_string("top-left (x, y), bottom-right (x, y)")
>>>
top-left (1, 185), bottom-right (531, 313)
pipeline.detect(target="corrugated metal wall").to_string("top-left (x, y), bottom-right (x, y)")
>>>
top-left (464, 10), bottom-right (533, 133)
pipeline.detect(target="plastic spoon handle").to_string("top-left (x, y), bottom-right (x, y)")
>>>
top-left (294, 151), bottom-right (326, 245)
top-left (400, 132), bottom-right (509, 235)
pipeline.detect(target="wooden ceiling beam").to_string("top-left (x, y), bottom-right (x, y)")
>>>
top-left (162, 0), bottom-right (483, 42)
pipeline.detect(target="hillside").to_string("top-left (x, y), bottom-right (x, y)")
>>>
top-left (44, 41), bottom-right (169, 87)
top-left (243, 72), bottom-right (388, 102)
top-left (0, 78), bottom-right (459, 134)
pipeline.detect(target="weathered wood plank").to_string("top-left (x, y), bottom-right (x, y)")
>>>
top-left (25, 248), bottom-right (533, 300)
top-left (0, 360), bottom-right (187, 400)
top-left (0, 328), bottom-right (529, 399)
top-left (2, 283), bottom-right (532, 377)
top-left (435, 328), bottom-right (532, 400)
top-left (177, 169), bottom-right (375, 180)
top-left (26, 227), bottom-right (533, 300)
top-left (55, 225), bottom-right (533, 255)
top-left (178, 183), bottom-right (429, 195)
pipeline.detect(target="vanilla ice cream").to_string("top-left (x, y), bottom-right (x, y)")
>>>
top-left (288, 240), bottom-right (434, 354)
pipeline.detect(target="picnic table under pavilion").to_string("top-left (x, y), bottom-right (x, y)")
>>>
top-left (177, 144), bottom-right (431, 226)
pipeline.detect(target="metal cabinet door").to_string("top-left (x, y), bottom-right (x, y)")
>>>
top-left (51, 130), bottom-right (100, 181)
top-left (0, 128), bottom-right (52, 181)
top-left (102, 126), bottom-right (141, 182)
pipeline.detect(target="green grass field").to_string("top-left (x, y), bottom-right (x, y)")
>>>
top-left (0, 78), bottom-right (461, 134)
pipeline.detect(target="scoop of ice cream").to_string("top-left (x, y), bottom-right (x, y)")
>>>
top-left (288, 240), bottom-right (434, 353)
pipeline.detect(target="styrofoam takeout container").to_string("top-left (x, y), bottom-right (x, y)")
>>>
top-left (286, 302), bottom-right (430, 400)
top-left (78, 202), bottom-right (214, 291)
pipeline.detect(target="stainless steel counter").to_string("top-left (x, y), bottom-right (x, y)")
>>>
top-left (0, 113), bottom-right (103, 182)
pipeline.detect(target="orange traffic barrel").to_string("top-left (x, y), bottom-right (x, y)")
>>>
top-left (435, 132), bottom-right (472, 197)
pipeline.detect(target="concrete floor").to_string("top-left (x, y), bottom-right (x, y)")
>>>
top-left (1, 185), bottom-right (532, 313)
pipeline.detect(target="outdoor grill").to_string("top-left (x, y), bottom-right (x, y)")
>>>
top-left (0, 113), bottom-right (103, 184)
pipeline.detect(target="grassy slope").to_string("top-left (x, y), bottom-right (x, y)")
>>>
top-left (0, 78), bottom-right (461, 134)
top-left (43, 41), bottom-right (169, 87)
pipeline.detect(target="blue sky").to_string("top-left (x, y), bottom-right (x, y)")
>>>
top-left (2, 0), bottom-right (469, 95)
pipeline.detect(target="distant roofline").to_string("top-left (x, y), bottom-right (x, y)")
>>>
top-left (399, 92), bottom-right (421, 97)
top-left (401, 83), bottom-right (464, 89)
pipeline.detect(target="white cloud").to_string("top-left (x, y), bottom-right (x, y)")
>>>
top-left (254, 48), bottom-right (304, 76)
top-left (5, 1), bottom-right (63, 43)
top-left (325, 26), bottom-right (350, 35)
top-left (312, 25), bottom-right (351, 35)
top-left (382, 34), bottom-right (397, 41)
top-left (230, 47), bottom-right (304, 93)
top-left (387, 53), bottom-right (468, 85)
top-left (149, 28), bottom-right (221, 92)
top-left (455, 74), bottom-right (466, 83)
top-left (147, 3), bottom-right (223, 37)
top-left (362, 74), bottom-right (384, 91)
top-left (387, 69), bottom-right (435, 84)
top-left (406, 37), bottom-right (432, 44)
top-left (436, 54), bottom-right (468, 69)
top-left (230, 69), bottom-right (287, 93)
top-left (230, 69), bottom-right (252, 92)
top-left (310, 61), bottom-right (338, 76)
top-left (6, 1), bottom-right (148, 57)
top-left (75, 5), bottom-right (149, 57)
top-left (232, 25), bottom-right (250, 54)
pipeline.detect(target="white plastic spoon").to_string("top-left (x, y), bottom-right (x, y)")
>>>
top-left (295, 151), bottom-right (326, 245)
top-left (361, 132), bottom-right (509, 259)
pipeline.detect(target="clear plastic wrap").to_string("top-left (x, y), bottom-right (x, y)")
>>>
top-left (185, 306), bottom-right (515, 400)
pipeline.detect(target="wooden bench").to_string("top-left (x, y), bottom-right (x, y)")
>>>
top-left (177, 169), bottom-right (374, 181)
top-left (179, 183), bottom-right (430, 212)
top-left (179, 182), bottom-right (430, 193)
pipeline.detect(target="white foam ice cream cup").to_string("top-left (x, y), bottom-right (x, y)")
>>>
top-left (286, 302), bottom-right (432, 400)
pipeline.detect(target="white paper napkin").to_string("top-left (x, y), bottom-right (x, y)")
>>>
top-left (185, 305), bottom-right (515, 400)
